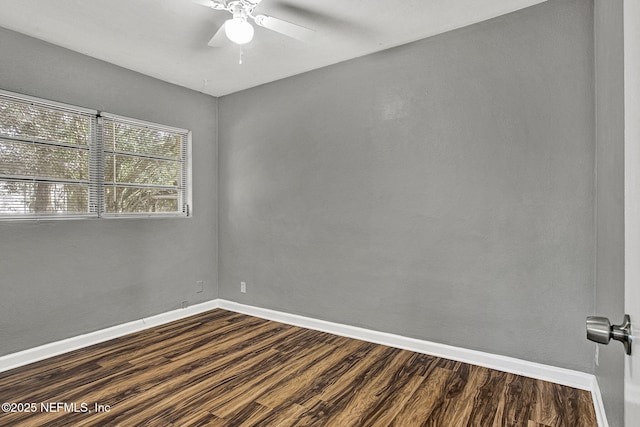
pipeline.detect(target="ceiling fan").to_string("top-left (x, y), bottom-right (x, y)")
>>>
top-left (193, 0), bottom-right (315, 46)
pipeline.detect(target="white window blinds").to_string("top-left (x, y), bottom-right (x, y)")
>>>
top-left (100, 114), bottom-right (190, 217)
top-left (0, 92), bottom-right (98, 218)
top-left (0, 90), bottom-right (191, 219)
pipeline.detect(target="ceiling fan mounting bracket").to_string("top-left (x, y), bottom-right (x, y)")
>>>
top-left (211, 0), bottom-right (261, 17)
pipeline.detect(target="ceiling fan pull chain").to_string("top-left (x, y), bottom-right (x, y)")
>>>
top-left (239, 45), bottom-right (244, 64)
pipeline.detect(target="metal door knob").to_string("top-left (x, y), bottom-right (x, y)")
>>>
top-left (586, 314), bottom-right (632, 355)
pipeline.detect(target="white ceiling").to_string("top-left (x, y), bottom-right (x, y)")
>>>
top-left (0, 0), bottom-right (546, 97)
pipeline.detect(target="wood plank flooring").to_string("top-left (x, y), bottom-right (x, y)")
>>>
top-left (0, 309), bottom-right (597, 426)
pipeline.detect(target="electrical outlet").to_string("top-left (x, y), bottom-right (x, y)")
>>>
top-left (196, 280), bottom-right (204, 293)
top-left (241, 281), bottom-right (247, 293)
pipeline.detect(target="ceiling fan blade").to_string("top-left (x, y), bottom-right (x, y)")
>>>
top-left (207, 23), bottom-right (228, 47)
top-left (276, 1), bottom-right (372, 37)
top-left (192, 0), bottom-right (227, 10)
top-left (253, 14), bottom-right (314, 41)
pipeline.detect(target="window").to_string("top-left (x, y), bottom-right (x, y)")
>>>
top-left (0, 92), bottom-right (97, 217)
top-left (101, 114), bottom-right (190, 217)
top-left (0, 90), bottom-right (191, 219)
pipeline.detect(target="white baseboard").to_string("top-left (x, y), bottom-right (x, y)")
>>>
top-left (0, 300), bottom-right (220, 373)
top-left (0, 298), bottom-right (608, 427)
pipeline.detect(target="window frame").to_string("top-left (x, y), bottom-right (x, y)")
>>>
top-left (0, 89), bottom-right (192, 220)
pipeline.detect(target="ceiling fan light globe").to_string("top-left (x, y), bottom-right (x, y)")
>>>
top-left (225, 18), bottom-right (254, 45)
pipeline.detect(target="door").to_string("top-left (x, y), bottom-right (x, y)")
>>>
top-left (625, 0), bottom-right (640, 424)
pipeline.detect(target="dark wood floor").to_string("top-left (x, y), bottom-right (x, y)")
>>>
top-left (0, 309), bottom-right (596, 426)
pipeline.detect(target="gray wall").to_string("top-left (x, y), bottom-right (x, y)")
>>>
top-left (0, 28), bottom-right (218, 355)
top-left (219, 0), bottom-right (596, 372)
top-left (594, 1), bottom-right (625, 425)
